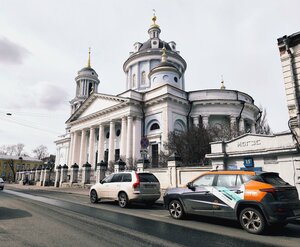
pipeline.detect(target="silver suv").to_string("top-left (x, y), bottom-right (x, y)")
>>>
top-left (90, 171), bottom-right (161, 208)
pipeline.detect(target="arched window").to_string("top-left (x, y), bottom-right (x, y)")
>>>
top-left (141, 71), bottom-right (146, 85)
top-left (174, 120), bottom-right (186, 134)
top-left (132, 74), bottom-right (136, 88)
top-left (150, 123), bottom-right (160, 130)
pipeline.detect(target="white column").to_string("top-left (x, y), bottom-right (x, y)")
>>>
top-left (97, 124), bottom-right (105, 162)
top-left (133, 117), bottom-right (142, 163)
top-left (108, 121), bottom-right (115, 163)
top-left (79, 129), bottom-right (87, 166)
top-left (126, 116), bottom-right (133, 162)
top-left (120, 117), bottom-right (127, 158)
top-left (239, 118), bottom-right (245, 133)
top-left (71, 131), bottom-right (79, 165)
top-left (88, 127), bottom-right (96, 167)
top-left (251, 122), bottom-right (256, 133)
top-left (193, 116), bottom-right (199, 127)
top-left (202, 115), bottom-right (209, 128)
top-left (230, 116), bottom-right (237, 131)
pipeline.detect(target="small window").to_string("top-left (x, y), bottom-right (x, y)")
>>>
top-left (150, 123), bottom-right (160, 131)
top-left (174, 77), bottom-right (178, 82)
top-left (141, 71), bottom-right (146, 85)
top-left (122, 173), bottom-right (132, 182)
top-left (116, 129), bottom-right (121, 137)
top-left (106, 132), bottom-right (110, 139)
top-left (193, 174), bottom-right (215, 187)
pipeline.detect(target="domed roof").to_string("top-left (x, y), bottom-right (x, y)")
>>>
top-left (138, 39), bottom-right (172, 52)
top-left (79, 66), bottom-right (96, 73)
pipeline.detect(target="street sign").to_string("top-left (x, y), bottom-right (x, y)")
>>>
top-left (140, 137), bottom-right (149, 149)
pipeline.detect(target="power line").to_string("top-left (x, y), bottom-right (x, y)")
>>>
top-left (0, 116), bottom-right (61, 135)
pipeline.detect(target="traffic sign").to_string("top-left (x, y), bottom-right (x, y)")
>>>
top-left (140, 137), bottom-right (149, 148)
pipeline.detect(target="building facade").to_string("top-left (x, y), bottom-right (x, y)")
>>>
top-left (278, 32), bottom-right (300, 143)
top-left (0, 155), bottom-right (42, 181)
top-left (55, 15), bottom-right (260, 169)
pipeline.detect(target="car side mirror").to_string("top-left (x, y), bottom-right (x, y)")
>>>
top-left (187, 182), bottom-right (196, 191)
top-left (100, 180), bottom-right (105, 184)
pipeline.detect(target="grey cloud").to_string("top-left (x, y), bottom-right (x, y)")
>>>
top-left (0, 37), bottom-right (30, 64)
top-left (38, 84), bottom-right (69, 110)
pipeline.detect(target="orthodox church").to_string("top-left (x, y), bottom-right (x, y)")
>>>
top-left (55, 15), bottom-right (260, 169)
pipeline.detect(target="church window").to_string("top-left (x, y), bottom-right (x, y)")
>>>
top-left (174, 120), bottom-right (186, 134)
top-left (116, 129), bottom-right (121, 137)
top-left (163, 75), bottom-right (169, 81)
top-left (174, 77), bottom-right (178, 82)
top-left (150, 123), bottom-right (160, 131)
top-left (132, 74), bottom-right (136, 88)
top-left (106, 132), bottom-right (110, 139)
top-left (141, 71), bottom-right (146, 85)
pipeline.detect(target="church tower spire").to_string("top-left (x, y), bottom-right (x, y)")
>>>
top-left (69, 48), bottom-right (100, 115)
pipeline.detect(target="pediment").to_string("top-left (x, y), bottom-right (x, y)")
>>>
top-left (67, 93), bottom-right (128, 123)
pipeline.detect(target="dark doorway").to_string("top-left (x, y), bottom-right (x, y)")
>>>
top-left (115, 149), bottom-right (120, 161)
top-left (104, 149), bottom-right (108, 163)
top-left (151, 144), bottom-right (158, 167)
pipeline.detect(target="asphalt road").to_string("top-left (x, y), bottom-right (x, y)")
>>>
top-left (1, 187), bottom-right (300, 247)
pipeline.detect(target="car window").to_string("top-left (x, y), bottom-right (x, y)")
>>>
top-left (217, 175), bottom-right (239, 187)
top-left (102, 174), bottom-right (114, 183)
top-left (254, 173), bottom-right (289, 186)
top-left (193, 174), bottom-right (215, 187)
top-left (121, 173), bottom-right (132, 182)
top-left (111, 174), bottom-right (123, 183)
top-left (138, 173), bottom-right (159, 182)
top-left (241, 174), bottom-right (252, 183)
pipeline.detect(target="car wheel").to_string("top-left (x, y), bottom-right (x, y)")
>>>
top-left (90, 189), bottom-right (99, 203)
top-left (118, 192), bottom-right (129, 208)
top-left (169, 200), bottom-right (185, 219)
top-left (239, 207), bottom-right (266, 234)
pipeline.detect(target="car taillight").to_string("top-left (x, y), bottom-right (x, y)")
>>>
top-left (133, 172), bottom-right (140, 189)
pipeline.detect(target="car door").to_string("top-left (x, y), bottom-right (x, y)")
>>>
top-left (100, 174), bottom-right (114, 198)
top-left (109, 173), bottom-right (123, 199)
top-left (181, 174), bottom-right (216, 216)
top-left (213, 174), bottom-right (243, 219)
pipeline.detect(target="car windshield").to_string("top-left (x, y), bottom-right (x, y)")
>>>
top-left (138, 173), bottom-right (159, 182)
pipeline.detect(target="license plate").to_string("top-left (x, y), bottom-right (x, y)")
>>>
top-left (293, 209), bottom-right (300, 216)
top-left (144, 184), bottom-right (156, 188)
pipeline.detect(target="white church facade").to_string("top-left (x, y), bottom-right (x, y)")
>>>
top-left (55, 15), bottom-right (260, 170)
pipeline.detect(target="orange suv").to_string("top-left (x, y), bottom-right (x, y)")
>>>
top-left (163, 170), bottom-right (300, 234)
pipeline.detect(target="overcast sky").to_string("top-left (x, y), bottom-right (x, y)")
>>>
top-left (0, 0), bottom-right (299, 156)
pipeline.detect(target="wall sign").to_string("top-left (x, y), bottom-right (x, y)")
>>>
top-left (244, 158), bottom-right (254, 168)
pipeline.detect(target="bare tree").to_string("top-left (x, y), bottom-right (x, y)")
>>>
top-left (165, 125), bottom-right (211, 166)
top-left (32, 145), bottom-right (49, 160)
top-left (16, 143), bottom-right (25, 156)
top-left (256, 107), bottom-right (272, 135)
top-left (207, 122), bottom-right (238, 142)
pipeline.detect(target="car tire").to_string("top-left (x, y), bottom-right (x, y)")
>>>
top-left (118, 192), bottom-right (129, 208)
top-left (168, 200), bottom-right (185, 219)
top-left (239, 207), bottom-right (266, 234)
top-left (90, 189), bottom-right (99, 204)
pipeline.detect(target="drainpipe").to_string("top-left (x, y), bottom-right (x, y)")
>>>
top-left (186, 92), bottom-right (193, 130)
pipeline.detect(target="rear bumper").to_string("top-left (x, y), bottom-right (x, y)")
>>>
top-left (129, 193), bottom-right (161, 202)
top-left (264, 201), bottom-right (300, 224)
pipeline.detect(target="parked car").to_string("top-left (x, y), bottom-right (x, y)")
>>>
top-left (0, 178), bottom-right (4, 190)
top-left (163, 170), bottom-right (300, 234)
top-left (90, 171), bottom-right (161, 208)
